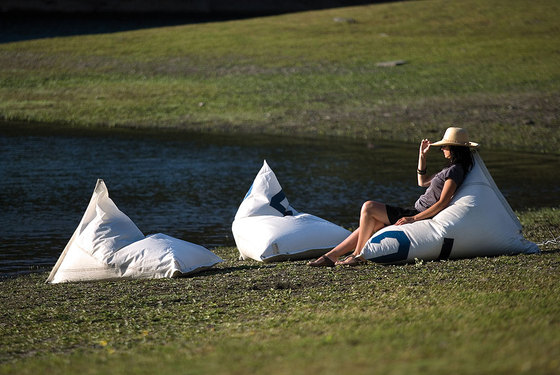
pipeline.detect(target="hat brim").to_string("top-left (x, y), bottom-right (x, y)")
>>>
top-left (431, 140), bottom-right (479, 148)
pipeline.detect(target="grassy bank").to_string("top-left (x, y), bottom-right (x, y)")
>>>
top-left (1, 0), bottom-right (559, 152)
top-left (0, 208), bottom-right (558, 374)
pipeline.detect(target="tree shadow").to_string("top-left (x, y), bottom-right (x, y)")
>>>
top-left (0, 12), bottom-right (245, 43)
top-left (184, 263), bottom-right (277, 278)
top-left (0, 1), bottom-right (407, 43)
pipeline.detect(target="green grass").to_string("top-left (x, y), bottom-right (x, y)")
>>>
top-left (1, 2), bottom-right (559, 371)
top-left (1, 0), bottom-right (559, 152)
top-left (1, 208), bottom-right (559, 374)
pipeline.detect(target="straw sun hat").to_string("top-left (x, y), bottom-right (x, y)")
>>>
top-left (430, 127), bottom-right (479, 148)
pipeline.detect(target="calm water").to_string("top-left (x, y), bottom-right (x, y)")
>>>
top-left (1, 125), bottom-right (559, 277)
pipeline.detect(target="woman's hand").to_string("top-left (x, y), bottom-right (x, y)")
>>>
top-left (417, 139), bottom-right (431, 187)
top-left (395, 216), bottom-right (416, 226)
top-left (419, 139), bottom-right (431, 157)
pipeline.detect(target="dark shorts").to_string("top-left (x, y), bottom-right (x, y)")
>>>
top-left (386, 204), bottom-right (419, 225)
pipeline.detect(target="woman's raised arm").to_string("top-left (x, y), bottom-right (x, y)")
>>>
top-left (417, 139), bottom-right (433, 187)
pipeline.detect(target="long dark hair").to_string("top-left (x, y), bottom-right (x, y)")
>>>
top-left (448, 146), bottom-right (474, 172)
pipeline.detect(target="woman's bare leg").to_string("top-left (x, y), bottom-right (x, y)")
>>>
top-left (357, 201), bottom-right (389, 253)
top-left (337, 201), bottom-right (390, 264)
top-left (324, 200), bottom-right (390, 262)
top-left (323, 229), bottom-right (359, 262)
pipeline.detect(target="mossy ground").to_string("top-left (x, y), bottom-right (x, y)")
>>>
top-left (1, 208), bottom-right (559, 374)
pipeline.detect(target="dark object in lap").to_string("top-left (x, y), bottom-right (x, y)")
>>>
top-left (386, 204), bottom-right (419, 225)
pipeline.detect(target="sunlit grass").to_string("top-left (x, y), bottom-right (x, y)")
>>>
top-left (1, 0), bottom-right (559, 152)
top-left (0, 208), bottom-right (558, 375)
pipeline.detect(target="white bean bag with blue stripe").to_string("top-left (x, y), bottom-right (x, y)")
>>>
top-left (47, 179), bottom-right (223, 283)
top-left (232, 161), bottom-right (351, 262)
top-left (358, 153), bottom-right (539, 263)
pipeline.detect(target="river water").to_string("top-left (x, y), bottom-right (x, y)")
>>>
top-left (1, 124), bottom-right (559, 277)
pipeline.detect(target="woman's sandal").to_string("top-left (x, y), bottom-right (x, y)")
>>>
top-left (335, 255), bottom-right (366, 267)
top-left (307, 255), bottom-right (336, 267)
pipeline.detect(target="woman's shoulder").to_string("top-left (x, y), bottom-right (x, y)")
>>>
top-left (438, 163), bottom-right (463, 174)
top-left (443, 163), bottom-right (466, 182)
top-left (448, 163), bottom-right (465, 172)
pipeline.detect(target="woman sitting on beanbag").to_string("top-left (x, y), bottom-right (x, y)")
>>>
top-left (308, 127), bottom-right (479, 267)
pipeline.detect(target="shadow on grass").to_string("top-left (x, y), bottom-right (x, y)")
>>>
top-left (0, 2), bottom-right (407, 43)
top-left (186, 263), bottom-right (278, 278)
top-left (0, 12), bottom-right (245, 43)
top-left (540, 248), bottom-right (560, 254)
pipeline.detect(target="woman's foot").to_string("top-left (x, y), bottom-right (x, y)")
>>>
top-left (307, 255), bottom-right (336, 267)
top-left (335, 255), bottom-right (366, 266)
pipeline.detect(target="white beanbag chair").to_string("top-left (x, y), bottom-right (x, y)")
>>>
top-left (232, 161), bottom-right (351, 262)
top-left (358, 153), bottom-right (539, 263)
top-left (47, 180), bottom-right (223, 283)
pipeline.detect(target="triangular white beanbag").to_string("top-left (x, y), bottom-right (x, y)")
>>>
top-left (47, 180), bottom-right (222, 283)
top-left (232, 161), bottom-right (352, 262)
top-left (358, 153), bottom-right (540, 263)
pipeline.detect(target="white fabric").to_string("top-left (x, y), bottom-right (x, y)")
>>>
top-left (232, 161), bottom-right (351, 262)
top-left (112, 233), bottom-right (223, 278)
top-left (47, 180), bottom-right (222, 283)
top-left (359, 153), bottom-right (540, 263)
